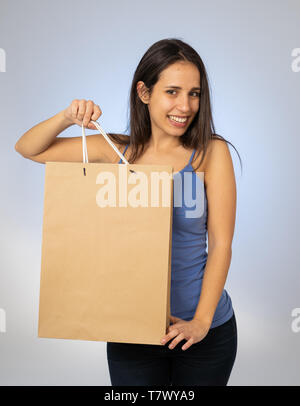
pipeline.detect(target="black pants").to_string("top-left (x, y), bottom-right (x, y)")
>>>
top-left (106, 312), bottom-right (237, 386)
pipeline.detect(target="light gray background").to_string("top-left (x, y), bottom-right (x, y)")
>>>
top-left (1, 0), bottom-right (299, 385)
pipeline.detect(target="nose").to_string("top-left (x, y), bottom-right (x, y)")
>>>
top-left (176, 93), bottom-right (191, 114)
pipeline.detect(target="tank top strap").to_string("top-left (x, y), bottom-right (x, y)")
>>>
top-left (188, 149), bottom-right (196, 165)
top-left (118, 144), bottom-right (129, 164)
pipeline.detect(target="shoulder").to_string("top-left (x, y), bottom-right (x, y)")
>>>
top-left (191, 137), bottom-right (231, 173)
top-left (108, 133), bottom-right (130, 144)
top-left (204, 137), bottom-right (233, 176)
top-left (95, 133), bottom-right (130, 163)
top-left (204, 137), bottom-right (236, 207)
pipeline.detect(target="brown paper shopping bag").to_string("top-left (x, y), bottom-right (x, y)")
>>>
top-left (38, 120), bottom-right (173, 345)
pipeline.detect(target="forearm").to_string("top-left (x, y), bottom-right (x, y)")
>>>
top-left (15, 109), bottom-right (73, 157)
top-left (193, 245), bottom-right (232, 327)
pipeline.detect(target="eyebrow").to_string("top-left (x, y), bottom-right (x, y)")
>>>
top-left (164, 85), bottom-right (201, 91)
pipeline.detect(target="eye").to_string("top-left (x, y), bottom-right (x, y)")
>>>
top-left (166, 90), bottom-right (176, 95)
top-left (166, 90), bottom-right (200, 97)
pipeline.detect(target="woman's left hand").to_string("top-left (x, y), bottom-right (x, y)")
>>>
top-left (160, 315), bottom-right (211, 351)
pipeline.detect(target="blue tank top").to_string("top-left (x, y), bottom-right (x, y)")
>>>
top-left (119, 145), bottom-right (233, 329)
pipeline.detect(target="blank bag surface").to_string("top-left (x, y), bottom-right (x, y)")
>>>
top-left (38, 134), bottom-right (173, 345)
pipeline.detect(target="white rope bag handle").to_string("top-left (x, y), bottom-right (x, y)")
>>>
top-left (81, 120), bottom-right (130, 165)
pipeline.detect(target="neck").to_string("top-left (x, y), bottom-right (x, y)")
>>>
top-left (147, 130), bottom-right (181, 153)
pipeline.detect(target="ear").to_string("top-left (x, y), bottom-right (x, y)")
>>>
top-left (137, 81), bottom-right (150, 104)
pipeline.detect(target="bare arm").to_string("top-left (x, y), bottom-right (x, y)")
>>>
top-left (14, 100), bottom-right (108, 164)
top-left (193, 139), bottom-right (237, 326)
top-left (15, 109), bottom-right (74, 157)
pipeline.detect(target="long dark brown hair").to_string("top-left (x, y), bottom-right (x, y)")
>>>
top-left (109, 38), bottom-right (242, 173)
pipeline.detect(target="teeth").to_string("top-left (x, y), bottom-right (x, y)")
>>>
top-left (169, 115), bottom-right (187, 123)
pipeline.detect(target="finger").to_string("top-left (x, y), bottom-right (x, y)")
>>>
top-left (181, 337), bottom-right (194, 351)
top-left (71, 100), bottom-right (79, 120)
top-left (161, 328), bottom-right (179, 345)
top-left (83, 101), bottom-right (94, 127)
top-left (168, 322), bottom-right (182, 331)
top-left (168, 322), bottom-right (184, 333)
top-left (169, 333), bottom-right (185, 349)
top-left (77, 99), bottom-right (86, 121)
top-left (91, 104), bottom-right (102, 121)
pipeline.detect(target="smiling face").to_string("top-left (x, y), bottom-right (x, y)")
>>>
top-left (137, 61), bottom-right (201, 142)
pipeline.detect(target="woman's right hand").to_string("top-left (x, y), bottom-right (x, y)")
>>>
top-left (63, 99), bottom-right (102, 130)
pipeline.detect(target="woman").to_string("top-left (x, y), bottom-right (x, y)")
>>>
top-left (15, 38), bottom-right (241, 386)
